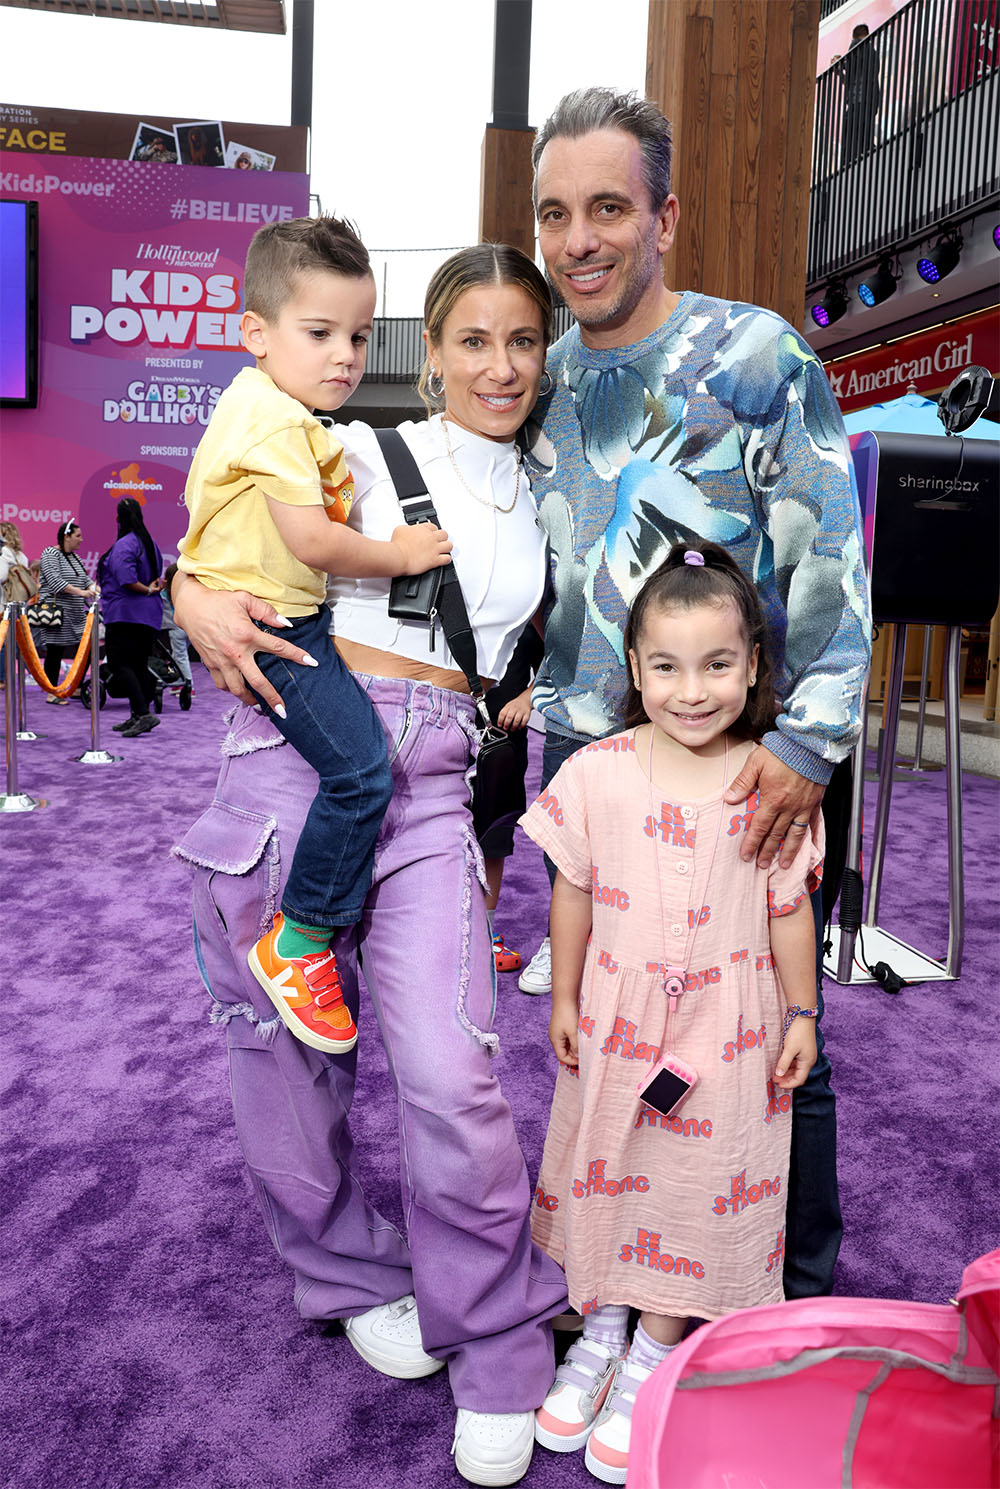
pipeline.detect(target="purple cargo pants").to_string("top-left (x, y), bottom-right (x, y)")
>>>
top-left (175, 676), bottom-right (567, 1411)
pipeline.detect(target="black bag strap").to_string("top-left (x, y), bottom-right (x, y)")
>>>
top-left (373, 428), bottom-right (498, 735)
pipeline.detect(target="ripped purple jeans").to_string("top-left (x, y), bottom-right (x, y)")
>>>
top-left (174, 675), bottom-right (567, 1411)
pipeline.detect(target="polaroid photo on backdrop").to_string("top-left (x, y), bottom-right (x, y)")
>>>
top-left (225, 142), bottom-right (276, 172)
top-left (173, 121), bottom-right (227, 168)
top-left (129, 123), bottom-right (179, 164)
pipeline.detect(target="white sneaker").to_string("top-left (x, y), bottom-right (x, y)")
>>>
top-left (535, 1338), bottom-right (624, 1452)
top-left (518, 937), bottom-right (551, 995)
top-left (342, 1294), bottom-right (445, 1379)
top-left (452, 1409), bottom-right (535, 1486)
top-left (584, 1356), bottom-right (654, 1484)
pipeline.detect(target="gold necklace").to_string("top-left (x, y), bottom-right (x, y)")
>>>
top-left (441, 417), bottom-right (519, 514)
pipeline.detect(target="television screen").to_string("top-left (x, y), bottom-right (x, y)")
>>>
top-left (0, 199), bottom-right (39, 408)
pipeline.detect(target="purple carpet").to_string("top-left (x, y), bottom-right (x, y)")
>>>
top-left (3, 673), bottom-right (998, 1488)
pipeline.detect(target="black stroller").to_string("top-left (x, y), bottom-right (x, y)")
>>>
top-left (78, 631), bottom-right (187, 712)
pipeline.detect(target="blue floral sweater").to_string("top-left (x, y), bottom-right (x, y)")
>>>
top-left (523, 292), bottom-right (872, 784)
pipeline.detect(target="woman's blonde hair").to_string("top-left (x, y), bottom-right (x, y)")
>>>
top-left (0, 521), bottom-right (23, 552)
top-left (417, 243), bottom-right (553, 415)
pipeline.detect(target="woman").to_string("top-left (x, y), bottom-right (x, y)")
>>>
top-left (35, 519), bottom-right (97, 703)
top-left (1, 520), bottom-right (35, 688)
top-left (173, 244), bottom-right (566, 1488)
top-left (97, 498), bottom-right (165, 737)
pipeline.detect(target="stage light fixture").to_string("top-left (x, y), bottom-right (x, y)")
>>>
top-left (810, 278), bottom-right (849, 327)
top-left (993, 223), bottom-right (1000, 251)
top-left (858, 255), bottom-right (899, 308)
top-left (917, 228), bottom-right (963, 284)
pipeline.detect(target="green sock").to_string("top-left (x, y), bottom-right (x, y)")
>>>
top-left (276, 916), bottom-right (333, 960)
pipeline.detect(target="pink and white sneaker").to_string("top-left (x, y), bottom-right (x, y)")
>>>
top-left (534, 1338), bottom-right (624, 1453)
top-left (584, 1355), bottom-right (654, 1484)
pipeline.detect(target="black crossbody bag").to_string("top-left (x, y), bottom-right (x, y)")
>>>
top-left (374, 428), bottom-right (518, 816)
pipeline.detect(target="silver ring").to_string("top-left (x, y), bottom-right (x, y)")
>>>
top-left (790, 819), bottom-right (809, 828)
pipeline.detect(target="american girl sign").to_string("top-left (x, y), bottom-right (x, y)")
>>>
top-left (824, 308), bottom-right (998, 413)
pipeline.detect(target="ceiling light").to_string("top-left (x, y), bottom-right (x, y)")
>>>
top-left (858, 255), bottom-right (900, 308)
top-left (810, 279), bottom-right (849, 327)
top-left (917, 229), bottom-right (963, 284)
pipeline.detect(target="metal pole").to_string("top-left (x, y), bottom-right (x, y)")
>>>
top-left (14, 603), bottom-right (41, 741)
top-left (1, 603), bottom-right (42, 811)
top-left (835, 671), bottom-right (872, 983)
top-left (911, 625), bottom-right (931, 768)
top-left (74, 602), bottom-right (121, 766)
top-left (865, 622), bottom-right (907, 926)
top-left (943, 625), bottom-right (965, 976)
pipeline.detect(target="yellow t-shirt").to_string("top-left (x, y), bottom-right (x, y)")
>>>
top-left (177, 365), bottom-right (354, 616)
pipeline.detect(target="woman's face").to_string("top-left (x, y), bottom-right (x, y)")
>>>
top-left (425, 282), bottom-right (546, 444)
top-left (64, 527), bottom-right (82, 553)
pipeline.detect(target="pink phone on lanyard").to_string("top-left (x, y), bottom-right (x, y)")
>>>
top-left (636, 1051), bottom-right (699, 1118)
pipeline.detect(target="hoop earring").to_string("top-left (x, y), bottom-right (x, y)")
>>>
top-left (538, 370), bottom-right (553, 397)
top-left (428, 369), bottom-right (445, 400)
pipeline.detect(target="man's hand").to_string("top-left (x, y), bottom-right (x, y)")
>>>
top-left (724, 745), bottom-right (825, 868)
top-left (497, 686), bottom-right (533, 731)
top-left (172, 572), bottom-right (314, 711)
top-left (388, 522), bottom-right (452, 576)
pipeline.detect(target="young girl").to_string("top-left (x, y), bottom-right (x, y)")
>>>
top-left (521, 540), bottom-right (824, 1485)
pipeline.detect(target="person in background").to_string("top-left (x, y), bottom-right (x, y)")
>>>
top-left (161, 562), bottom-right (194, 710)
top-left (1, 520), bottom-right (35, 688)
top-left (97, 498), bottom-right (165, 738)
top-left (35, 519), bottom-right (97, 704)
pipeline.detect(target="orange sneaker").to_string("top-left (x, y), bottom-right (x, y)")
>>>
top-left (492, 934), bottom-right (522, 974)
top-left (248, 914), bottom-right (358, 1054)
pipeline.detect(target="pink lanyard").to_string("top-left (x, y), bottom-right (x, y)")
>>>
top-left (646, 727), bottom-right (729, 1050)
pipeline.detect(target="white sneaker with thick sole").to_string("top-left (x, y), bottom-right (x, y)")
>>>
top-left (342, 1294), bottom-right (445, 1379)
top-left (584, 1356), bottom-right (654, 1484)
top-left (452, 1409), bottom-right (535, 1486)
top-left (518, 937), bottom-right (551, 995)
top-left (535, 1338), bottom-right (624, 1452)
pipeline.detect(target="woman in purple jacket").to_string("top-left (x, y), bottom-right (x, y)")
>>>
top-left (97, 498), bottom-right (165, 737)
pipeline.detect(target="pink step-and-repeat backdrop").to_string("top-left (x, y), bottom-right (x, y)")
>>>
top-left (1, 145), bottom-right (309, 575)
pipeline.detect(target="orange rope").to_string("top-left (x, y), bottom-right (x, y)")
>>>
top-left (16, 609), bottom-right (95, 698)
top-left (0, 612), bottom-right (9, 654)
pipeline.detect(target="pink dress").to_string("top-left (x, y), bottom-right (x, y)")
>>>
top-left (520, 731), bottom-right (824, 1322)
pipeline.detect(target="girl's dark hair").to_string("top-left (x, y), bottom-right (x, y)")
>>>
top-left (621, 539), bottom-right (776, 738)
top-left (98, 497), bottom-right (160, 586)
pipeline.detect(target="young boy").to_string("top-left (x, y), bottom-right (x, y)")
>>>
top-left (178, 216), bottom-right (450, 1056)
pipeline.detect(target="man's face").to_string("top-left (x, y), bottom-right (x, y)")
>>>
top-left (535, 128), bottom-right (679, 348)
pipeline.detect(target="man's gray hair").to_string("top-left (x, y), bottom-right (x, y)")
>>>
top-left (531, 87), bottom-right (673, 210)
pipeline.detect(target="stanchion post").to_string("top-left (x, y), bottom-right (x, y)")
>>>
top-left (73, 600), bottom-right (121, 766)
top-left (943, 625), bottom-right (965, 977)
top-left (1, 602), bottom-right (43, 812)
top-left (865, 622), bottom-right (907, 927)
top-left (14, 601), bottom-right (42, 741)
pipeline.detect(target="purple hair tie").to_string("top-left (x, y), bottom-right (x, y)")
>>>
top-left (683, 550), bottom-right (705, 566)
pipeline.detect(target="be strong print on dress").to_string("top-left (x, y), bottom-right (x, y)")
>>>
top-left (636, 730), bottom-right (729, 1119)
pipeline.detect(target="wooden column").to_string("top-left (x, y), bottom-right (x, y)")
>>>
top-left (646, 0), bottom-right (820, 326)
top-left (479, 125), bottom-right (536, 259)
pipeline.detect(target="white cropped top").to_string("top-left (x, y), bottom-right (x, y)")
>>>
top-left (327, 415), bottom-right (547, 681)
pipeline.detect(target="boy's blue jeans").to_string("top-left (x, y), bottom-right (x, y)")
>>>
top-left (251, 608), bottom-right (392, 929)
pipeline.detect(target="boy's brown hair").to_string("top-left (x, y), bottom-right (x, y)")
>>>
top-left (244, 215), bottom-right (371, 323)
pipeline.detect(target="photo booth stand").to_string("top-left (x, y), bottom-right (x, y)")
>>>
top-left (825, 430), bottom-right (1000, 986)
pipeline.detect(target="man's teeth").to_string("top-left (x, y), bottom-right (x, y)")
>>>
top-left (568, 268), bottom-right (609, 282)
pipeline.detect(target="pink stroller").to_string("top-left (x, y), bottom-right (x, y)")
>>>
top-left (628, 1250), bottom-right (999, 1488)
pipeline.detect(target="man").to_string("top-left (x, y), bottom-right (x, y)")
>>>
top-left (517, 88), bottom-right (870, 1304)
top-left (839, 25), bottom-right (882, 164)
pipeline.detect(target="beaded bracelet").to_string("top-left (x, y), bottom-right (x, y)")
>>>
top-left (782, 1005), bottom-right (818, 1040)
